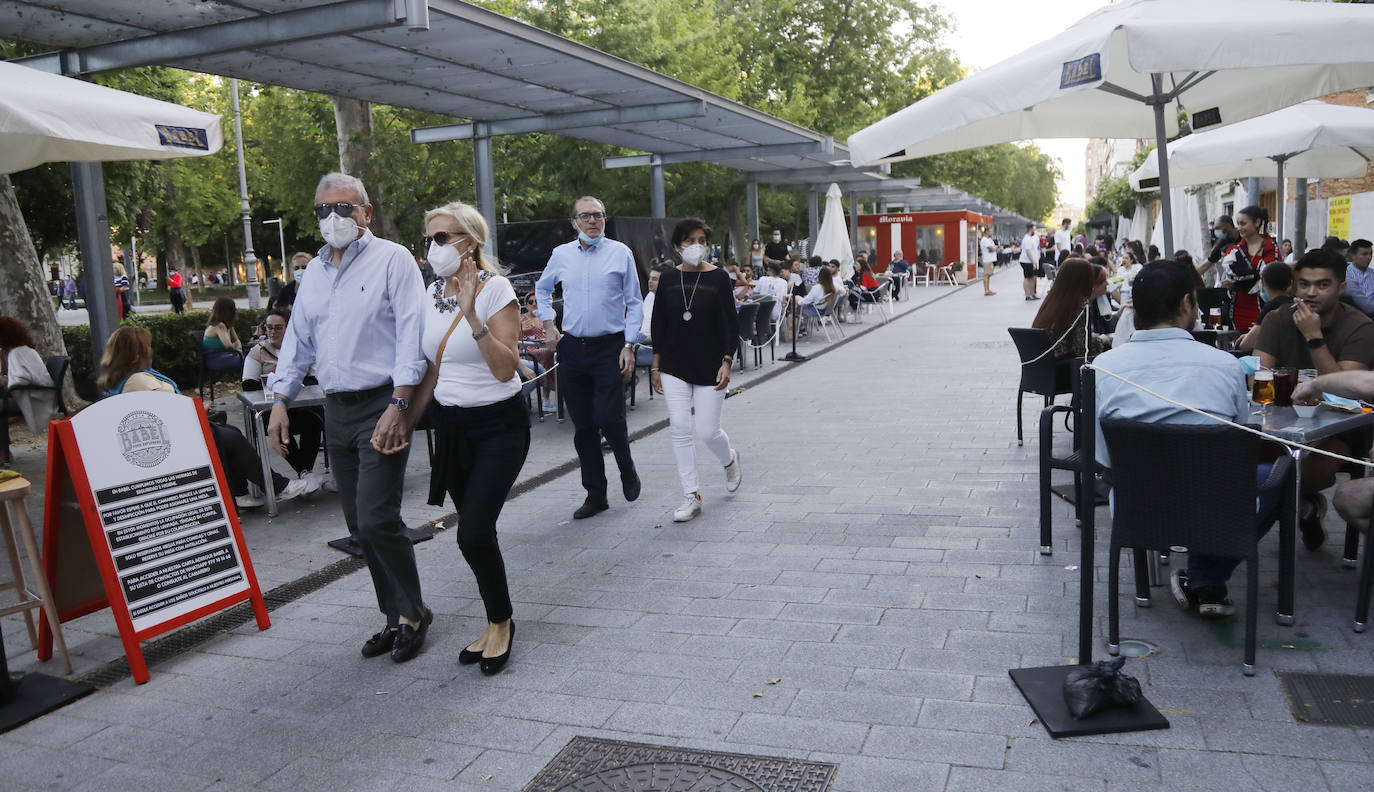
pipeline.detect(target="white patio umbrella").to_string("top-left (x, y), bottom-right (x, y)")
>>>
top-left (0, 61), bottom-right (223, 173)
top-left (846, 0), bottom-right (1374, 255)
top-left (812, 183), bottom-right (855, 280)
top-left (1128, 101), bottom-right (1374, 242)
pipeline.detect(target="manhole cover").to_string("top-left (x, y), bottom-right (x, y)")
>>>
top-left (1277, 671), bottom-right (1374, 727)
top-left (524, 737), bottom-right (837, 792)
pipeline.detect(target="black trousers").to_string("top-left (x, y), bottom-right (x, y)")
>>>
top-left (556, 334), bottom-right (635, 498)
top-left (169, 287), bottom-right (185, 314)
top-left (209, 422), bottom-right (287, 497)
top-left (427, 394), bottom-right (529, 623)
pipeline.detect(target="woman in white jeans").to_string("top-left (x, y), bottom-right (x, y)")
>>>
top-left (649, 218), bottom-right (743, 522)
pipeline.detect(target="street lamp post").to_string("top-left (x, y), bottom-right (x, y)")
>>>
top-left (231, 78), bottom-right (262, 308)
top-left (263, 218), bottom-right (286, 283)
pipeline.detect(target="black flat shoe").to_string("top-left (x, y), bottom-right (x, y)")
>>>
top-left (622, 470), bottom-right (641, 502)
top-left (480, 622), bottom-right (513, 676)
top-left (459, 645), bottom-right (483, 665)
top-left (574, 497), bottom-right (610, 520)
top-left (390, 606), bottom-right (433, 663)
top-left (360, 626), bottom-right (397, 658)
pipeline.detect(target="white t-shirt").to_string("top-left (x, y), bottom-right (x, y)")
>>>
top-left (754, 275), bottom-right (789, 319)
top-left (1054, 228), bottom-right (1071, 255)
top-left (420, 274), bottom-right (521, 408)
top-left (979, 236), bottom-right (997, 264)
top-left (1020, 234), bottom-right (1040, 263)
top-left (640, 290), bottom-right (655, 342)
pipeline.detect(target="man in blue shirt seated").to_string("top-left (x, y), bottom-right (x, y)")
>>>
top-left (888, 249), bottom-right (909, 300)
top-left (1346, 239), bottom-right (1374, 317)
top-left (535, 196), bottom-right (644, 520)
top-left (1094, 261), bottom-right (1281, 618)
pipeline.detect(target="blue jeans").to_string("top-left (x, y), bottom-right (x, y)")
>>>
top-left (1188, 463), bottom-right (1283, 588)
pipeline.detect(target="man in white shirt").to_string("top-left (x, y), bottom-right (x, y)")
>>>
top-left (754, 262), bottom-right (789, 321)
top-left (1019, 223), bottom-right (1041, 301)
top-left (979, 229), bottom-right (997, 297)
top-left (1054, 218), bottom-right (1073, 267)
top-left (268, 172), bottom-right (431, 663)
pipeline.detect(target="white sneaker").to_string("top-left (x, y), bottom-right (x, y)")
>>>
top-left (541, 397), bottom-right (558, 413)
top-left (277, 477), bottom-right (310, 502)
top-left (300, 471), bottom-right (327, 498)
top-left (234, 493), bottom-right (265, 510)
top-left (673, 494), bottom-right (702, 522)
top-left (724, 448), bottom-right (742, 493)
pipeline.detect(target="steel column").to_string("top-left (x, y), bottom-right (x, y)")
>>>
top-left (70, 162), bottom-right (117, 368)
top-left (473, 122), bottom-right (497, 258)
top-left (848, 192), bottom-right (859, 252)
top-left (1295, 178), bottom-right (1309, 254)
top-left (1150, 77), bottom-right (1175, 257)
top-left (808, 191), bottom-right (819, 251)
top-left (746, 182), bottom-right (759, 248)
top-left (649, 156), bottom-right (665, 218)
top-left (232, 79), bottom-right (262, 308)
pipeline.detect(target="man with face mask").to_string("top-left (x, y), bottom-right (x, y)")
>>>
top-left (763, 229), bottom-right (790, 269)
top-left (267, 172), bottom-right (432, 663)
top-left (534, 196), bottom-right (644, 520)
top-left (269, 251), bottom-right (310, 311)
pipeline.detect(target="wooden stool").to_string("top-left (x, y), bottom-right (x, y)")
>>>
top-left (0, 477), bottom-right (72, 674)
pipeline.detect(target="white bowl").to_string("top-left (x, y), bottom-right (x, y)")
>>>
top-left (1292, 403), bottom-right (1318, 418)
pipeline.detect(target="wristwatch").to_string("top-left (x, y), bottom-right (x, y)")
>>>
top-left (389, 396), bottom-right (410, 413)
top-left (1307, 337), bottom-right (1326, 349)
top-left (624, 342), bottom-right (634, 350)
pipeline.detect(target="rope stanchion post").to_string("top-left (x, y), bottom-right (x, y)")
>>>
top-left (782, 297), bottom-right (807, 363)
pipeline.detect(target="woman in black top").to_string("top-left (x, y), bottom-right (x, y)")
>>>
top-left (650, 218), bottom-right (743, 522)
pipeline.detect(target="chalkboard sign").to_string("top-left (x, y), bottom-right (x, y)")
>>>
top-left (38, 391), bottom-right (269, 684)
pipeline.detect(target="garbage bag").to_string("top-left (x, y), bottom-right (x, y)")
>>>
top-left (1062, 657), bottom-right (1143, 719)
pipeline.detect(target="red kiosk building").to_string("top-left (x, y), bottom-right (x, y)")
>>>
top-left (856, 210), bottom-right (993, 282)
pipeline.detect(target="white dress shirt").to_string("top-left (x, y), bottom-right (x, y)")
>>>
top-left (269, 229), bottom-right (427, 399)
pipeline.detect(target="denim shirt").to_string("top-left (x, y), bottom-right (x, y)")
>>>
top-left (534, 236), bottom-right (643, 342)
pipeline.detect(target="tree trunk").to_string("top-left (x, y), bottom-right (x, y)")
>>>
top-left (189, 244), bottom-right (203, 310)
top-left (0, 174), bottom-right (76, 405)
top-left (726, 187), bottom-right (746, 263)
top-left (332, 96), bottom-right (399, 241)
top-left (165, 230), bottom-right (186, 294)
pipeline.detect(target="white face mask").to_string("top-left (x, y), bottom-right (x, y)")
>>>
top-left (292, 269), bottom-right (305, 282)
top-left (427, 240), bottom-right (468, 278)
top-left (772, 235), bottom-right (781, 243)
top-left (319, 214), bottom-right (359, 249)
top-left (680, 243), bottom-right (706, 266)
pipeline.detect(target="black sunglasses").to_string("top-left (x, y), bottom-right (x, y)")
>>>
top-left (421, 231), bottom-right (469, 248)
top-left (314, 201), bottom-right (362, 220)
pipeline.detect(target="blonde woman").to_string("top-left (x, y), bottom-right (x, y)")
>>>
top-left (406, 201), bottom-right (526, 675)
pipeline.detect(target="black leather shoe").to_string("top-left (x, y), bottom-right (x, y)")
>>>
top-left (622, 470), bottom-right (641, 502)
top-left (390, 606), bottom-right (433, 663)
top-left (480, 622), bottom-right (514, 676)
top-left (360, 626), bottom-right (397, 658)
top-left (574, 496), bottom-right (610, 519)
top-left (458, 644), bottom-right (483, 665)
top-left (1300, 494), bottom-right (1327, 551)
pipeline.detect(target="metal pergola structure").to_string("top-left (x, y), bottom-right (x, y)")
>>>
top-left (2, 0), bottom-right (1013, 355)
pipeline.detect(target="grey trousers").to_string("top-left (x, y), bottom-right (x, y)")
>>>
top-left (324, 388), bottom-right (424, 626)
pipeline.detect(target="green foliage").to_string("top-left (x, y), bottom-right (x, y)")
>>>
top-left (1084, 146), bottom-right (1156, 221)
top-left (894, 143), bottom-right (1061, 222)
top-left (62, 309), bottom-right (266, 401)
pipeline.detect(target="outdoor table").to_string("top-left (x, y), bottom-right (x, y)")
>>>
top-left (235, 384), bottom-right (326, 517)
top-left (1260, 404), bottom-right (1374, 582)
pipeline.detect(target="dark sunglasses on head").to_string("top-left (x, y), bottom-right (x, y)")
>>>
top-left (314, 201), bottom-right (362, 220)
top-left (421, 231), bottom-right (467, 248)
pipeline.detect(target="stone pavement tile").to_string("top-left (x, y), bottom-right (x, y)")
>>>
top-left (67, 761), bottom-right (217, 792)
top-left (682, 596), bottom-right (786, 619)
top-left (833, 623), bottom-right (947, 649)
top-left (778, 602), bottom-right (885, 624)
top-left (824, 587), bottom-right (924, 607)
top-left (603, 701), bottom-right (740, 741)
top-left (923, 591), bottom-right (1029, 612)
top-left (520, 641), bottom-right (639, 671)
top-left (620, 650), bottom-right (742, 681)
top-left (808, 752), bottom-right (948, 792)
top-left (852, 545), bottom-right (951, 563)
top-left (726, 713), bottom-right (868, 754)
top-left (2, 712), bottom-right (109, 750)
top-left (488, 689), bottom-right (621, 728)
top-left (666, 678), bottom-right (798, 715)
top-left (945, 628), bottom-right (1066, 658)
top-left (0, 738), bottom-right (116, 790)
top-left (631, 612), bottom-right (739, 635)
top-left (782, 640), bottom-right (903, 669)
top-left (66, 723), bottom-right (200, 770)
top-left (862, 724), bottom-right (1007, 768)
top-left (730, 617), bottom-right (840, 643)
top-left (814, 557), bottom-right (910, 575)
top-left (553, 668), bottom-right (680, 703)
top-left (915, 698), bottom-right (1045, 738)
top-left (677, 633), bottom-right (793, 660)
top-left (946, 767), bottom-right (1107, 792)
top-left (1320, 759), bottom-right (1374, 792)
top-left (786, 688), bottom-right (919, 726)
top-left (730, 659), bottom-right (854, 691)
top-left (1157, 748), bottom-right (1326, 792)
top-left (156, 738), bottom-right (295, 786)
top-left (848, 668), bottom-right (975, 701)
top-left (1005, 738), bottom-right (1161, 783)
top-left (1197, 715), bottom-right (1371, 761)
top-left (972, 673), bottom-right (1041, 706)
top-left (572, 625), bottom-right (691, 654)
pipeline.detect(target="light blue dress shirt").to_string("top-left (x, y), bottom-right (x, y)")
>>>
top-left (534, 236), bottom-right (644, 342)
top-left (1346, 263), bottom-right (1374, 315)
top-left (1093, 328), bottom-right (1250, 468)
top-left (269, 229), bottom-right (428, 399)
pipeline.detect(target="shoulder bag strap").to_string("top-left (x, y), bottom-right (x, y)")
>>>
top-left (432, 279), bottom-right (490, 376)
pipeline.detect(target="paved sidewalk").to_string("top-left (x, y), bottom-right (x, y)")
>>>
top-left (4, 269), bottom-right (1374, 791)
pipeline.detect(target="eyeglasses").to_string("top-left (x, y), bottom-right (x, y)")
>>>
top-left (574, 211), bottom-right (607, 222)
top-left (314, 202), bottom-right (362, 220)
top-left (421, 231), bottom-right (466, 248)
top-left (265, 323), bottom-right (287, 332)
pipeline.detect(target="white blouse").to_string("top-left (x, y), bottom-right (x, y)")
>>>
top-left (420, 275), bottom-right (521, 408)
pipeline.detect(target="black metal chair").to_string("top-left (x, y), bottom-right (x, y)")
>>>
top-left (1100, 418), bottom-right (1295, 675)
top-left (190, 330), bottom-right (242, 402)
top-left (1008, 327), bottom-right (1074, 446)
top-left (1037, 357), bottom-right (1097, 556)
top-left (752, 298), bottom-right (776, 367)
top-left (735, 302), bottom-right (760, 371)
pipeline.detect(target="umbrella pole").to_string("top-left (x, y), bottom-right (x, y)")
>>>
top-left (1151, 75), bottom-right (1175, 257)
top-left (1275, 157), bottom-right (1286, 246)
